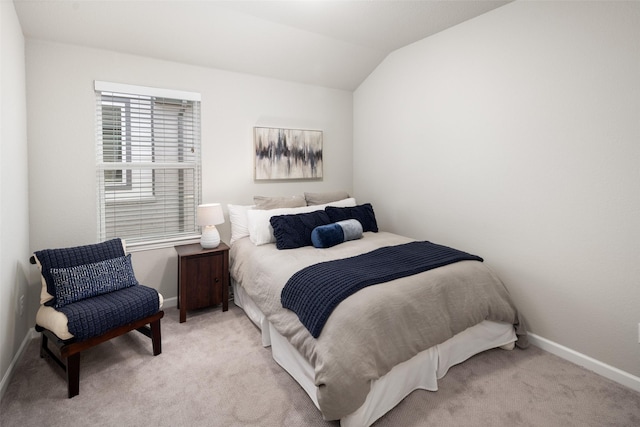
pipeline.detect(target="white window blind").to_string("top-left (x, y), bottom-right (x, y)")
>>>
top-left (95, 81), bottom-right (201, 247)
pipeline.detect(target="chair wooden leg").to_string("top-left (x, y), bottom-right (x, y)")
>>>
top-left (151, 319), bottom-right (162, 356)
top-left (40, 333), bottom-right (49, 358)
top-left (66, 353), bottom-right (80, 398)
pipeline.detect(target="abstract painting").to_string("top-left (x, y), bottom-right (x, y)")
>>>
top-left (254, 127), bottom-right (323, 180)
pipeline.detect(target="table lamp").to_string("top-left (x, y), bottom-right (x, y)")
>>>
top-left (197, 203), bottom-right (225, 248)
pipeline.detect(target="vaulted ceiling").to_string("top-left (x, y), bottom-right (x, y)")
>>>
top-left (14, 0), bottom-right (511, 91)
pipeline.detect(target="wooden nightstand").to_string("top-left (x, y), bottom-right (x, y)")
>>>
top-left (175, 242), bottom-right (229, 323)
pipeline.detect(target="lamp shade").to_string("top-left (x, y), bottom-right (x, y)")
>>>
top-left (197, 203), bottom-right (224, 226)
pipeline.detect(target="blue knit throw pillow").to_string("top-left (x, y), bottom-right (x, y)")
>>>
top-left (270, 210), bottom-right (331, 249)
top-left (50, 254), bottom-right (139, 308)
top-left (325, 203), bottom-right (379, 232)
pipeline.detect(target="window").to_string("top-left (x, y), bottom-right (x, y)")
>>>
top-left (95, 81), bottom-right (201, 248)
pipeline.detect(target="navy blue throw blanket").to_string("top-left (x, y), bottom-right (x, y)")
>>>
top-left (281, 241), bottom-right (483, 338)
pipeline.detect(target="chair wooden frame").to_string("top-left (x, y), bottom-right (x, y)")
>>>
top-left (36, 310), bottom-right (164, 398)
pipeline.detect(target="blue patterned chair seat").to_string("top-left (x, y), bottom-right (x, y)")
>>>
top-left (58, 285), bottom-right (160, 341)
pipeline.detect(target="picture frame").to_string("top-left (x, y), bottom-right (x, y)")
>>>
top-left (254, 127), bottom-right (323, 181)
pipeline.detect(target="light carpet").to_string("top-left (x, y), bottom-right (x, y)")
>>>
top-left (1, 305), bottom-right (639, 426)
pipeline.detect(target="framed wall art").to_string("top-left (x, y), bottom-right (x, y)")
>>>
top-left (254, 127), bottom-right (323, 180)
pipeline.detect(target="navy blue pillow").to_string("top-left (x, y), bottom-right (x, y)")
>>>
top-left (35, 238), bottom-right (126, 307)
top-left (270, 210), bottom-right (331, 249)
top-left (325, 203), bottom-right (378, 232)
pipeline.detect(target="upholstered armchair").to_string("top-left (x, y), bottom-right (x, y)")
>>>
top-left (31, 238), bottom-right (164, 397)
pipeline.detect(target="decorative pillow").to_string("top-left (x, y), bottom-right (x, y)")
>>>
top-left (35, 238), bottom-right (127, 307)
top-left (50, 254), bottom-right (139, 308)
top-left (227, 204), bottom-right (255, 245)
top-left (253, 195), bottom-right (306, 210)
top-left (270, 211), bottom-right (331, 250)
top-left (304, 191), bottom-right (350, 206)
top-left (325, 203), bottom-right (378, 232)
top-left (246, 197), bottom-right (357, 246)
top-left (311, 219), bottom-right (363, 248)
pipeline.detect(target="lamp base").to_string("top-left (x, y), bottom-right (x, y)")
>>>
top-left (200, 225), bottom-right (221, 249)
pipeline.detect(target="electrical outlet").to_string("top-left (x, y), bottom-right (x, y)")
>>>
top-left (18, 295), bottom-right (24, 317)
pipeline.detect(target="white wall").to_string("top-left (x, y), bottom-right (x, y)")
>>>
top-left (354, 1), bottom-right (640, 377)
top-left (25, 40), bottom-right (353, 307)
top-left (0, 0), bottom-right (30, 397)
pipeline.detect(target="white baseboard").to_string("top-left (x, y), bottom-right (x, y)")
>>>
top-left (162, 296), bottom-right (177, 308)
top-left (528, 333), bottom-right (640, 393)
top-left (0, 328), bottom-right (37, 403)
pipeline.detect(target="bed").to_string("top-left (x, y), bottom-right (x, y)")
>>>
top-left (228, 195), bottom-right (527, 427)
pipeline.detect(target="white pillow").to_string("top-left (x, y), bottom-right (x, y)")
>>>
top-left (227, 204), bottom-right (255, 245)
top-left (246, 197), bottom-right (357, 246)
